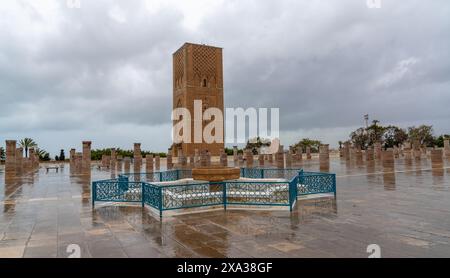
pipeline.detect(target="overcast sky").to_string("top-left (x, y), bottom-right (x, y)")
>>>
top-left (1, 0), bottom-right (449, 156)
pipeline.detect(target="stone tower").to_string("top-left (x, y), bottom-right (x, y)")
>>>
top-left (173, 42), bottom-right (224, 156)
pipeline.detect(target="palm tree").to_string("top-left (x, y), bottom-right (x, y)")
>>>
top-left (19, 138), bottom-right (37, 158)
top-left (35, 148), bottom-right (49, 160)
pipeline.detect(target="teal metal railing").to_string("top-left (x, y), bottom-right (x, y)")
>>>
top-left (93, 168), bottom-right (336, 217)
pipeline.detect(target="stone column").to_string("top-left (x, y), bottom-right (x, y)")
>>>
top-left (412, 141), bottom-right (421, 160)
top-left (421, 146), bottom-right (427, 156)
top-left (116, 155), bottom-right (123, 172)
top-left (200, 150), bottom-right (208, 167)
top-left (220, 149), bottom-right (228, 167)
top-left (382, 148), bottom-right (395, 170)
top-left (393, 146), bottom-right (399, 159)
top-left (275, 145), bottom-right (285, 168)
top-left (106, 155), bottom-right (111, 168)
top-left (296, 146), bottom-right (303, 162)
top-left (70, 148), bottom-right (76, 165)
top-left (238, 153), bottom-right (244, 166)
top-left (124, 157), bottom-right (131, 174)
top-left (194, 149), bottom-right (200, 166)
top-left (178, 148), bottom-right (187, 167)
top-left (349, 146), bottom-right (355, 160)
top-left (15, 147), bottom-right (23, 175)
top-left (431, 149), bottom-right (444, 168)
top-left (155, 154), bottom-right (160, 170)
top-left (206, 151), bottom-right (212, 166)
top-left (366, 147), bottom-right (374, 162)
top-left (306, 146), bottom-right (312, 160)
top-left (319, 144), bottom-right (330, 171)
top-left (167, 149), bottom-right (173, 169)
top-left (343, 142), bottom-right (350, 160)
top-left (75, 152), bottom-right (83, 173)
top-left (258, 154), bottom-right (265, 166)
top-left (403, 142), bottom-right (412, 162)
top-left (374, 142), bottom-right (382, 160)
top-left (5, 140), bottom-right (17, 176)
top-left (245, 149), bottom-right (254, 168)
top-left (82, 141), bottom-right (91, 172)
top-left (34, 153), bottom-right (39, 169)
top-left (101, 154), bottom-right (106, 167)
top-left (285, 151), bottom-right (292, 168)
top-left (133, 143), bottom-right (142, 165)
top-left (110, 148), bottom-right (117, 170)
top-left (444, 139), bottom-right (450, 158)
top-left (29, 148), bottom-right (37, 169)
top-left (145, 154), bottom-right (154, 172)
top-left (355, 146), bottom-right (363, 163)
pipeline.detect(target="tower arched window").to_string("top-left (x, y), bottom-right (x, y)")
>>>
top-left (202, 78), bottom-right (207, 87)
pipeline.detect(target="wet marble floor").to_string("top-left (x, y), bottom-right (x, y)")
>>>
top-left (1, 158), bottom-right (450, 258)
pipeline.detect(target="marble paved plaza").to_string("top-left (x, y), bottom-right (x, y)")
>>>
top-left (1, 158), bottom-right (450, 258)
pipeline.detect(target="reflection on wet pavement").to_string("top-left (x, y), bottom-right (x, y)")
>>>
top-left (1, 157), bottom-right (450, 258)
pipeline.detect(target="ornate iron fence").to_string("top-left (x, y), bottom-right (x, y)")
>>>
top-left (92, 179), bottom-right (142, 205)
top-left (224, 181), bottom-right (290, 207)
top-left (160, 182), bottom-right (224, 211)
top-left (298, 170), bottom-right (336, 196)
top-left (142, 182), bottom-right (162, 216)
top-left (240, 168), bottom-right (302, 180)
top-left (120, 169), bottom-right (193, 183)
top-left (93, 168), bottom-right (336, 217)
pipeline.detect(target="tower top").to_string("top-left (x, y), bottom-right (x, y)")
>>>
top-left (173, 42), bottom-right (222, 55)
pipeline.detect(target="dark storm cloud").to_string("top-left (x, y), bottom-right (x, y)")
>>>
top-left (1, 0), bottom-right (450, 155)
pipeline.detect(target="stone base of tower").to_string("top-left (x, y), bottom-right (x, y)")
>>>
top-left (181, 142), bottom-right (224, 156)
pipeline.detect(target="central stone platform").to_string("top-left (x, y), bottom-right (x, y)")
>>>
top-left (192, 166), bottom-right (240, 182)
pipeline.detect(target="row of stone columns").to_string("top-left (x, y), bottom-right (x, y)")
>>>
top-left (4, 140), bottom-right (39, 177)
top-left (341, 140), bottom-right (450, 170)
top-left (69, 141), bottom-right (91, 174)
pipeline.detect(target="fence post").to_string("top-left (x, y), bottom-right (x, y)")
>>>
top-left (299, 169), bottom-right (304, 185)
top-left (141, 182), bottom-right (145, 208)
top-left (223, 182), bottom-right (227, 211)
top-left (92, 182), bottom-right (96, 208)
top-left (289, 182), bottom-right (293, 212)
top-left (261, 168), bottom-right (264, 179)
top-left (159, 187), bottom-right (163, 219)
top-left (333, 174), bottom-right (337, 198)
top-left (176, 170), bottom-right (180, 181)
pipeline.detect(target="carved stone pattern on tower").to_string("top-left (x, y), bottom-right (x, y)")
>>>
top-left (174, 50), bottom-right (184, 89)
top-left (192, 45), bottom-right (217, 86)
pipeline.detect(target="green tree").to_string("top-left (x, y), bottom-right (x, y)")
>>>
top-left (19, 138), bottom-right (37, 158)
top-left (366, 120), bottom-right (386, 146)
top-left (0, 147), bottom-right (5, 160)
top-left (383, 126), bottom-right (408, 148)
top-left (59, 149), bottom-right (65, 161)
top-left (350, 128), bottom-right (369, 149)
top-left (292, 138), bottom-right (322, 153)
top-left (408, 125), bottom-right (434, 147)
